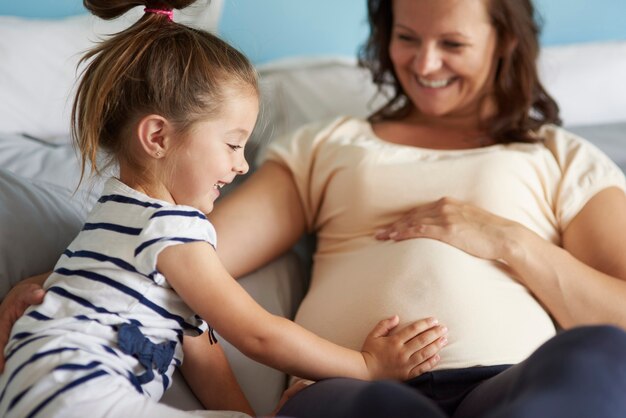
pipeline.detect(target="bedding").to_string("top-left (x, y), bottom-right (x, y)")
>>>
top-left (0, 12), bottom-right (625, 413)
top-left (0, 0), bottom-right (222, 141)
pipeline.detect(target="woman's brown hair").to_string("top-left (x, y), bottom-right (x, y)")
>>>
top-left (72, 0), bottom-right (258, 184)
top-left (358, 0), bottom-right (561, 144)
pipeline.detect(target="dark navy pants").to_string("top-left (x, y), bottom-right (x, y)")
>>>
top-left (278, 326), bottom-right (626, 418)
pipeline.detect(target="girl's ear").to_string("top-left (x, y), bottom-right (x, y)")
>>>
top-left (136, 114), bottom-right (172, 159)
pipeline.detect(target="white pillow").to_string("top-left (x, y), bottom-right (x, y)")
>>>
top-left (0, 0), bottom-right (222, 141)
top-left (0, 169), bottom-right (96, 298)
top-left (539, 41), bottom-right (626, 126)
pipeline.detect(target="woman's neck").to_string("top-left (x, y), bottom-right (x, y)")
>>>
top-left (372, 100), bottom-right (499, 149)
top-left (372, 110), bottom-right (495, 150)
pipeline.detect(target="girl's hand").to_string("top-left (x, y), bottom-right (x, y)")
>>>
top-left (361, 316), bottom-right (448, 380)
top-left (0, 279), bottom-right (46, 372)
top-left (269, 380), bottom-right (312, 417)
top-left (375, 197), bottom-right (523, 261)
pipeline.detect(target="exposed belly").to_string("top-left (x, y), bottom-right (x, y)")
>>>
top-left (295, 238), bottom-right (556, 370)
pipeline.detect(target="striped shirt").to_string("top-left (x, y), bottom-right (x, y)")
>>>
top-left (0, 178), bottom-right (215, 416)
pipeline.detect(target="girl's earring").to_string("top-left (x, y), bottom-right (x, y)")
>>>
top-left (155, 151), bottom-right (162, 158)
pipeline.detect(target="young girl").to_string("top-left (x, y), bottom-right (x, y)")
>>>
top-left (0, 1), bottom-right (448, 417)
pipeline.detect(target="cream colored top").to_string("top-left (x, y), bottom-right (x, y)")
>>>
top-left (264, 116), bottom-right (626, 370)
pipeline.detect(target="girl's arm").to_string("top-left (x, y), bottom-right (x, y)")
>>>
top-left (181, 333), bottom-right (254, 415)
top-left (159, 242), bottom-right (445, 382)
top-left (375, 188), bottom-right (626, 329)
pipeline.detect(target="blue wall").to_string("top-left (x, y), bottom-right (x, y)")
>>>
top-left (3, 0), bottom-right (626, 63)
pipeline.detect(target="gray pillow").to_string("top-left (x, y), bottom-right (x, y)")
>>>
top-left (0, 169), bottom-right (95, 298)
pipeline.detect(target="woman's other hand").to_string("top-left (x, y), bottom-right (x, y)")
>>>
top-left (361, 316), bottom-right (448, 380)
top-left (0, 273), bottom-right (47, 372)
top-left (270, 380), bottom-right (312, 417)
top-left (375, 197), bottom-right (524, 261)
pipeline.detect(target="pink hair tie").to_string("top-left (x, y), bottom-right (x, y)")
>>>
top-left (144, 7), bottom-right (174, 21)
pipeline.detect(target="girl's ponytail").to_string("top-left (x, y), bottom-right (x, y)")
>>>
top-left (72, 0), bottom-right (257, 186)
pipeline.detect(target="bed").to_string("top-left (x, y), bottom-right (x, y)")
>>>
top-left (1, 8), bottom-right (626, 417)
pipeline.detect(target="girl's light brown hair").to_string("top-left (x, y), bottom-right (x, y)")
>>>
top-left (72, 0), bottom-right (258, 184)
top-left (358, 0), bottom-right (561, 144)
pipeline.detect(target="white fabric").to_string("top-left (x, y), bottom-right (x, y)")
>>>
top-left (264, 117), bottom-right (625, 370)
top-left (0, 0), bottom-right (222, 140)
top-left (539, 41), bottom-right (626, 126)
top-left (0, 178), bottom-right (220, 417)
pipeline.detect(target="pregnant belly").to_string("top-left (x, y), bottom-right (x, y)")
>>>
top-left (294, 238), bottom-right (556, 370)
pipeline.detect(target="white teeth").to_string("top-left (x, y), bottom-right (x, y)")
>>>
top-left (418, 77), bottom-right (453, 88)
top-left (213, 183), bottom-right (224, 189)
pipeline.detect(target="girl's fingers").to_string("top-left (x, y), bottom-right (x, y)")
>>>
top-left (407, 334), bottom-right (448, 366)
top-left (367, 315), bottom-right (400, 338)
top-left (408, 352), bottom-right (442, 378)
top-left (392, 317), bottom-right (440, 343)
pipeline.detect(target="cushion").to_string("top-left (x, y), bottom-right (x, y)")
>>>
top-left (0, 169), bottom-right (96, 298)
top-left (249, 57), bottom-right (387, 166)
top-left (539, 41), bottom-right (626, 126)
top-left (0, 0), bottom-right (223, 141)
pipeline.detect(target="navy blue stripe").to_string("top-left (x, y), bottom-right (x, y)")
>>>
top-left (8, 386), bottom-right (29, 412)
top-left (7, 361), bottom-right (103, 412)
top-left (55, 268), bottom-right (199, 332)
top-left (27, 311), bottom-right (51, 321)
top-left (47, 285), bottom-right (141, 327)
top-left (127, 371), bottom-right (144, 394)
top-left (5, 335), bottom-right (48, 364)
top-left (134, 237), bottom-right (205, 256)
top-left (82, 222), bottom-right (142, 236)
top-left (25, 370), bottom-right (108, 418)
top-left (62, 249), bottom-right (148, 279)
top-left (54, 360), bottom-right (102, 372)
top-left (102, 344), bottom-right (119, 357)
top-left (11, 332), bottom-right (33, 341)
top-left (99, 194), bottom-right (162, 209)
top-left (0, 347), bottom-right (79, 404)
top-left (150, 210), bottom-right (206, 220)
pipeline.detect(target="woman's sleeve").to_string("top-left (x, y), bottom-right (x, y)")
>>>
top-left (543, 126), bottom-right (626, 230)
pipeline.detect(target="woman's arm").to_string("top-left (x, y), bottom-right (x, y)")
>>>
top-left (0, 272), bottom-right (47, 372)
top-left (159, 241), bottom-right (446, 382)
top-left (375, 188), bottom-right (626, 329)
top-left (210, 162), bottom-right (307, 278)
top-left (506, 187), bottom-right (626, 328)
top-left (181, 333), bottom-right (254, 415)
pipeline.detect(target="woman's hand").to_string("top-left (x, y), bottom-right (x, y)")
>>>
top-left (0, 274), bottom-right (47, 372)
top-left (361, 316), bottom-right (448, 380)
top-left (270, 380), bottom-right (312, 417)
top-left (375, 197), bottom-right (523, 262)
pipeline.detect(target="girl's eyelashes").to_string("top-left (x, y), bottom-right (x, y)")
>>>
top-left (227, 144), bottom-right (243, 151)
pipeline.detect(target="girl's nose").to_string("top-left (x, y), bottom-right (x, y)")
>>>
top-left (234, 155), bottom-right (249, 175)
